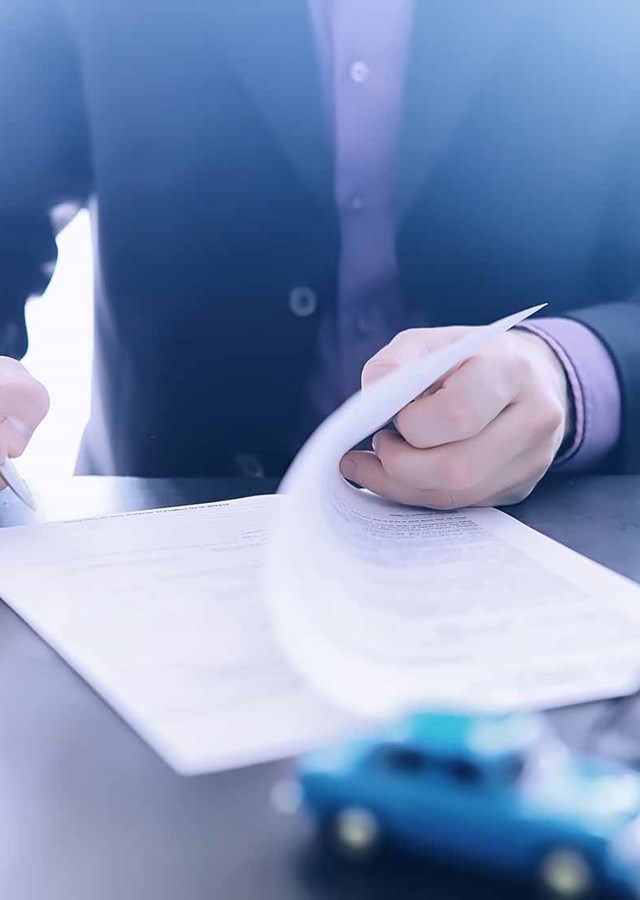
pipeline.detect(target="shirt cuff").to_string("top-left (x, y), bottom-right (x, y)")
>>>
top-left (518, 317), bottom-right (621, 472)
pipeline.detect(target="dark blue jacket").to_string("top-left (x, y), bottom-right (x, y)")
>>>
top-left (2, 0), bottom-right (640, 476)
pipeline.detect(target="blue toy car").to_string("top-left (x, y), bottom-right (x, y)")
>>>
top-left (297, 710), bottom-right (640, 898)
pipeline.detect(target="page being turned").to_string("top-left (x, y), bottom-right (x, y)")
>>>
top-left (267, 307), bottom-right (640, 717)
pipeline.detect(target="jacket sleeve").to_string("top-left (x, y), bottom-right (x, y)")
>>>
top-left (562, 300), bottom-right (640, 473)
top-left (0, 0), bottom-right (91, 359)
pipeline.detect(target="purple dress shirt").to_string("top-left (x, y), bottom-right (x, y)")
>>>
top-left (308, 0), bottom-right (621, 470)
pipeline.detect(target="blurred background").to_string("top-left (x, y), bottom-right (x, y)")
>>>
top-left (20, 212), bottom-right (93, 479)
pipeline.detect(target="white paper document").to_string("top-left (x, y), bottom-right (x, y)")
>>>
top-left (0, 499), bottom-right (357, 775)
top-left (0, 305), bottom-right (639, 775)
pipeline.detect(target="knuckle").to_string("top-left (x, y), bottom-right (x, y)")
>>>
top-left (396, 406), bottom-right (428, 447)
top-left (379, 454), bottom-right (399, 482)
top-left (0, 358), bottom-right (48, 404)
top-left (528, 399), bottom-right (565, 441)
top-left (372, 328), bottom-right (436, 364)
top-left (31, 378), bottom-right (50, 419)
top-left (442, 400), bottom-right (479, 440)
top-left (510, 350), bottom-right (535, 383)
top-left (375, 329), bottom-right (423, 361)
top-left (361, 354), bottom-right (383, 380)
top-left (389, 328), bottom-right (427, 349)
top-left (532, 448), bottom-right (556, 477)
top-left (374, 434), bottom-right (395, 463)
top-left (380, 447), bottom-right (408, 483)
top-left (542, 399), bottom-right (565, 433)
top-left (362, 353), bottom-right (398, 387)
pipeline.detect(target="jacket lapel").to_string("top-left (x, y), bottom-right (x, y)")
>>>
top-left (396, 0), bottom-right (535, 218)
top-left (203, 0), bottom-right (333, 210)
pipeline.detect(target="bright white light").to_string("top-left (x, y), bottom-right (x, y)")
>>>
top-left (20, 211), bottom-right (94, 479)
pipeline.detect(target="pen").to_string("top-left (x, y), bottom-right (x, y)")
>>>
top-left (0, 459), bottom-right (36, 511)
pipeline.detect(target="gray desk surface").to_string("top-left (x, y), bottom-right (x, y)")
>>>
top-left (0, 475), bottom-right (638, 900)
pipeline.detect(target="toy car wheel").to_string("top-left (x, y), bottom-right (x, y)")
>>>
top-left (326, 806), bottom-right (381, 862)
top-left (536, 846), bottom-right (595, 899)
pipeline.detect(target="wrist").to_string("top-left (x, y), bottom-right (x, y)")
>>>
top-left (512, 328), bottom-right (574, 445)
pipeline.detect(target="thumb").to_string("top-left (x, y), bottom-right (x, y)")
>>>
top-left (361, 326), bottom-right (471, 389)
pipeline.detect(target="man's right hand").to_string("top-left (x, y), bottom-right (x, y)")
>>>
top-left (0, 358), bottom-right (49, 479)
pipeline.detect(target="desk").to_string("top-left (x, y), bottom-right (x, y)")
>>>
top-left (0, 475), bottom-right (638, 900)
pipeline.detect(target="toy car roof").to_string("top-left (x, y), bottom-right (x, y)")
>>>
top-left (382, 710), bottom-right (546, 763)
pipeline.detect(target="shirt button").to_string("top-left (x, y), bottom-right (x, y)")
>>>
top-left (349, 61), bottom-right (370, 83)
top-left (288, 286), bottom-right (317, 318)
top-left (349, 194), bottom-right (365, 212)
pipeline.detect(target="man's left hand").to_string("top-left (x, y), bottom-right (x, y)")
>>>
top-left (340, 326), bottom-right (572, 509)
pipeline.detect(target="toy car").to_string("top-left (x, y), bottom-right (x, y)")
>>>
top-left (297, 710), bottom-right (640, 898)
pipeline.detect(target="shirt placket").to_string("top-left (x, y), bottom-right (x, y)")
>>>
top-left (332, 0), bottom-right (414, 399)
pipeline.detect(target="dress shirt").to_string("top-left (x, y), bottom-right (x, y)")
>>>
top-left (307, 0), bottom-right (621, 469)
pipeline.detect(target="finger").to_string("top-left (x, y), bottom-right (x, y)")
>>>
top-left (340, 450), bottom-right (432, 506)
top-left (341, 443), bottom-right (534, 510)
top-left (395, 354), bottom-right (519, 449)
top-left (341, 447), bottom-right (473, 509)
top-left (368, 398), bottom-right (555, 504)
top-left (373, 402), bottom-right (535, 491)
top-left (0, 417), bottom-right (32, 458)
top-left (0, 371), bottom-right (49, 454)
top-left (342, 424), bottom-right (556, 510)
top-left (361, 326), bottom-right (470, 388)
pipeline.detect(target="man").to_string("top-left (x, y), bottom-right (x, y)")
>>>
top-left (0, 1), bottom-right (638, 509)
